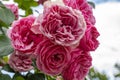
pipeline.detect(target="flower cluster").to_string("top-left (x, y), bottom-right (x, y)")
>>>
top-left (8, 0), bottom-right (100, 80)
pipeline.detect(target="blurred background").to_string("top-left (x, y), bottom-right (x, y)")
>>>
top-left (89, 0), bottom-right (120, 4)
top-left (87, 0), bottom-right (120, 80)
top-left (1, 0), bottom-right (120, 80)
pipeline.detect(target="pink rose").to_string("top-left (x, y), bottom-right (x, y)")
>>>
top-left (63, 0), bottom-right (100, 51)
top-left (8, 15), bottom-right (42, 53)
top-left (5, 4), bottom-right (18, 19)
top-left (31, 14), bottom-right (42, 34)
top-left (32, 2), bottom-right (86, 47)
top-left (38, 0), bottom-right (47, 4)
top-left (62, 49), bottom-right (92, 80)
top-left (78, 25), bottom-right (100, 51)
top-left (36, 37), bottom-right (71, 75)
top-left (63, 0), bottom-right (96, 25)
top-left (8, 51), bottom-right (33, 72)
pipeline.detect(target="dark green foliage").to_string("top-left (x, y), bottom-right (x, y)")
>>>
top-left (27, 73), bottom-right (45, 80)
top-left (0, 35), bottom-right (13, 57)
top-left (2, 64), bottom-right (15, 73)
top-left (0, 1), bottom-right (15, 27)
top-left (0, 0), bottom-right (120, 80)
top-left (88, 1), bottom-right (96, 9)
top-left (14, 0), bottom-right (38, 16)
top-left (114, 64), bottom-right (120, 78)
top-left (0, 73), bottom-right (12, 80)
top-left (88, 68), bottom-right (109, 80)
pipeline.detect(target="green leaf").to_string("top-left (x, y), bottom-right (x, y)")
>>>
top-left (88, 1), bottom-right (95, 9)
top-left (25, 8), bottom-right (33, 16)
top-left (115, 73), bottom-right (120, 77)
top-left (14, 0), bottom-right (38, 16)
top-left (15, 76), bottom-right (25, 80)
top-left (12, 72), bottom-right (23, 80)
top-left (0, 1), bottom-right (5, 7)
top-left (88, 68), bottom-right (108, 80)
top-left (2, 64), bottom-right (15, 72)
top-left (115, 63), bottom-right (120, 71)
top-left (30, 1), bottom-right (38, 7)
top-left (3, 56), bottom-right (9, 63)
top-left (0, 35), bottom-right (14, 57)
top-left (3, 0), bottom-right (9, 1)
top-left (46, 75), bottom-right (56, 80)
top-left (0, 27), bottom-right (5, 35)
top-left (27, 73), bottom-right (45, 80)
top-left (0, 74), bottom-right (11, 80)
top-left (0, 1), bottom-right (15, 27)
top-left (26, 72), bottom-right (33, 78)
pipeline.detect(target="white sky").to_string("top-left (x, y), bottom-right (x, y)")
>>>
top-left (91, 2), bottom-right (120, 79)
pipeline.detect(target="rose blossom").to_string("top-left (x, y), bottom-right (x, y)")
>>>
top-left (8, 15), bottom-right (42, 53)
top-left (63, 0), bottom-right (100, 51)
top-left (78, 25), bottom-right (100, 51)
top-left (32, 1), bottom-right (86, 47)
top-left (63, 0), bottom-right (96, 25)
top-left (31, 14), bottom-right (42, 34)
top-left (36, 37), bottom-right (71, 75)
top-left (5, 4), bottom-right (18, 19)
top-left (62, 49), bottom-right (92, 80)
top-left (8, 51), bottom-right (33, 72)
top-left (38, 0), bottom-right (47, 4)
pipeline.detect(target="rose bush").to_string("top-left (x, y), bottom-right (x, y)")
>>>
top-left (0, 0), bottom-right (100, 80)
